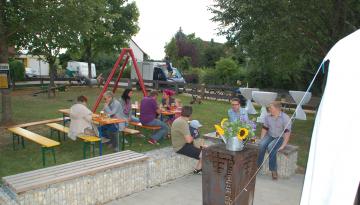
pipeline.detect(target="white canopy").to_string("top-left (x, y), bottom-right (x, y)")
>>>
top-left (300, 29), bottom-right (360, 204)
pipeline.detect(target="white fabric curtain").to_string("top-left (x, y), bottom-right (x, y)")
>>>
top-left (300, 29), bottom-right (360, 205)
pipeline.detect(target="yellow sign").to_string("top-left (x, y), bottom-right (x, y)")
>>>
top-left (0, 74), bottom-right (9, 89)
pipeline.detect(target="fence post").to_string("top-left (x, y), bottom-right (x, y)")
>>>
top-left (127, 78), bottom-right (132, 89)
top-left (155, 80), bottom-right (159, 90)
top-left (201, 83), bottom-right (205, 100)
top-left (174, 82), bottom-right (179, 93)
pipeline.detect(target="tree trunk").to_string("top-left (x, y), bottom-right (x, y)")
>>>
top-left (0, 4), bottom-right (13, 125)
top-left (48, 58), bottom-right (56, 98)
top-left (86, 38), bottom-right (92, 79)
top-left (0, 41), bottom-right (12, 124)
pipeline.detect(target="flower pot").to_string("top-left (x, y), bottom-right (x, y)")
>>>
top-left (226, 137), bottom-right (245, 151)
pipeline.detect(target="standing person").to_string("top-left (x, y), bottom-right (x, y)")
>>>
top-left (140, 90), bottom-right (169, 144)
top-left (171, 106), bottom-right (203, 174)
top-left (69, 96), bottom-right (93, 141)
top-left (257, 101), bottom-right (292, 180)
top-left (228, 98), bottom-right (249, 122)
top-left (120, 88), bottom-right (139, 124)
top-left (99, 91), bottom-right (126, 151)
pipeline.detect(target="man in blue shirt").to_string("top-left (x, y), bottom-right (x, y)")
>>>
top-left (228, 98), bottom-right (249, 122)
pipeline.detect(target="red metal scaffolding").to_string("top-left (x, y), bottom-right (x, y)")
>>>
top-left (92, 48), bottom-right (147, 112)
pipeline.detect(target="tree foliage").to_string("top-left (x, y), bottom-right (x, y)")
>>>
top-left (68, 0), bottom-right (139, 78)
top-left (164, 28), bottom-right (228, 69)
top-left (210, 0), bottom-right (360, 90)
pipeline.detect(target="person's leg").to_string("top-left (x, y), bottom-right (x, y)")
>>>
top-left (131, 115), bottom-right (140, 122)
top-left (256, 135), bottom-right (274, 167)
top-left (195, 151), bottom-right (202, 170)
top-left (145, 119), bottom-right (169, 141)
top-left (267, 137), bottom-right (284, 171)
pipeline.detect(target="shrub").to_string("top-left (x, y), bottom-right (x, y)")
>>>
top-left (9, 60), bottom-right (25, 81)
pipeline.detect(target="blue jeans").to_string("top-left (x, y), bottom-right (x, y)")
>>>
top-left (257, 135), bottom-right (284, 171)
top-left (144, 119), bottom-right (169, 141)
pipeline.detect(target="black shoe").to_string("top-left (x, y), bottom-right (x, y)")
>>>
top-left (193, 169), bottom-right (202, 174)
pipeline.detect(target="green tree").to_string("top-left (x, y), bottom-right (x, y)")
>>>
top-left (0, 0), bottom-right (39, 123)
top-left (22, 1), bottom-right (95, 93)
top-left (164, 28), bottom-right (228, 69)
top-left (210, 0), bottom-right (360, 90)
top-left (69, 0), bottom-right (139, 78)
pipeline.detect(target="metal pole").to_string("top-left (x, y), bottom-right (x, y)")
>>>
top-left (128, 49), bottom-right (147, 96)
top-left (92, 49), bottom-right (127, 112)
top-left (112, 55), bottom-right (129, 93)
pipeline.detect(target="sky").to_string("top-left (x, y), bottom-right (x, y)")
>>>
top-left (131, 0), bottom-right (227, 60)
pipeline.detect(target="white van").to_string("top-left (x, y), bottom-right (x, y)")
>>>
top-left (66, 61), bottom-right (96, 78)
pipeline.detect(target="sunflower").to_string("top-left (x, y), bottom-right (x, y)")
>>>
top-left (214, 124), bottom-right (225, 136)
top-left (237, 128), bottom-right (249, 140)
top-left (220, 118), bottom-right (228, 127)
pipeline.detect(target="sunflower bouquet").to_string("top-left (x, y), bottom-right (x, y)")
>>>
top-left (214, 118), bottom-right (256, 144)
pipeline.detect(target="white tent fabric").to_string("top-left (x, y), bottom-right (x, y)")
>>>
top-left (300, 29), bottom-right (360, 205)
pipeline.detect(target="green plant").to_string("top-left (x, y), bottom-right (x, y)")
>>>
top-left (9, 60), bottom-right (25, 81)
top-left (214, 118), bottom-right (256, 143)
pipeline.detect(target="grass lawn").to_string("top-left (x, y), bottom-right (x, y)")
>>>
top-left (0, 86), bottom-right (316, 178)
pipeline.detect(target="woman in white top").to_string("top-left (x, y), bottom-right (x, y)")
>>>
top-left (68, 96), bottom-right (93, 140)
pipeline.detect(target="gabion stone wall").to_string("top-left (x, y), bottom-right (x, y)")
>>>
top-left (146, 147), bottom-right (197, 187)
top-left (0, 147), bottom-right (198, 205)
top-left (259, 145), bottom-right (298, 178)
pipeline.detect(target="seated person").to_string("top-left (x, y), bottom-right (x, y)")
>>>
top-left (171, 106), bottom-right (203, 174)
top-left (189, 120), bottom-right (202, 139)
top-left (161, 89), bottom-right (176, 109)
top-left (228, 98), bottom-right (249, 122)
top-left (119, 88), bottom-right (140, 124)
top-left (140, 90), bottom-right (169, 144)
top-left (98, 91), bottom-right (126, 151)
top-left (174, 98), bottom-right (182, 119)
top-left (257, 101), bottom-right (292, 180)
top-left (69, 95), bottom-right (93, 141)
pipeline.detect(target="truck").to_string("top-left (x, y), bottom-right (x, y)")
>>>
top-left (130, 61), bottom-right (186, 87)
top-left (16, 55), bottom-right (49, 78)
top-left (66, 61), bottom-right (97, 79)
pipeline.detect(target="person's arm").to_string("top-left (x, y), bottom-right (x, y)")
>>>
top-left (184, 135), bottom-right (193, 143)
top-left (261, 115), bottom-right (269, 139)
top-left (279, 113), bottom-right (292, 150)
top-left (260, 128), bottom-right (268, 139)
top-left (279, 132), bottom-right (290, 151)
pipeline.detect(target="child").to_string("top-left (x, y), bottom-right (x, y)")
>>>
top-left (189, 120), bottom-right (202, 139)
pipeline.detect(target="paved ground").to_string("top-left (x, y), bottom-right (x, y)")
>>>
top-left (107, 174), bottom-right (304, 205)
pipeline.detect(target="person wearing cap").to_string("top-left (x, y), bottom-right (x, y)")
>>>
top-left (228, 98), bottom-right (249, 122)
top-left (189, 120), bottom-right (202, 139)
top-left (171, 106), bottom-right (203, 174)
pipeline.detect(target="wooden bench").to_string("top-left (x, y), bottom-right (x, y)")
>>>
top-left (122, 127), bottom-right (140, 150)
top-left (9, 118), bottom-right (66, 128)
top-left (129, 121), bottom-right (161, 131)
top-left (7, 127), bottom-right (60, 166)
top-left (77, 135), bottom-right (101, 159)
top-left (2, 150), bottom-right (148, 194)
top-left (46, 123), bottom-right (69, 141)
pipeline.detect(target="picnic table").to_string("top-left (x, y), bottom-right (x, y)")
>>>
top-left (58, 109), bottom-right (125, 155)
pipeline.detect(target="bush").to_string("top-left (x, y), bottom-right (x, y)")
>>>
top-left (202, 57), bottom-right (247, 86)
top-left (9, 60), bottom-right (25, 81)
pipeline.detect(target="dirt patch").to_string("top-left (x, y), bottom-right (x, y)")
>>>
top-left (10, 87), bottom-right (40, 96)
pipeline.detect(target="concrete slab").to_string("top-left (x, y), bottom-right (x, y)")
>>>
top-left (106, 174), bottom-right (304, 205)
